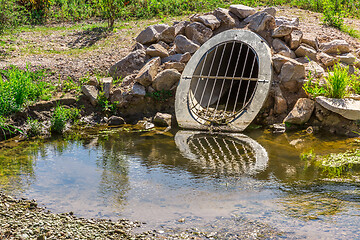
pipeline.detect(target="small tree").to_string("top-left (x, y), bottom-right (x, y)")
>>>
top-left (96, 0), bottom-right (125, 28)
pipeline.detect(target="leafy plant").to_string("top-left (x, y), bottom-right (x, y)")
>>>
top-left (322, 0), bottom-right (344, 29)
top-left (50, 105), bottom-right (80, 134)
top-left (17, 0), bottom-right (51, 23)
top-left (0, 65), bottom-right (53, 117)
top-left (97, 91), bottom-right (118, 114)
top-left (0, 116), bottom-right (23, 140)
top-left (324, 63), bottom-right (350, 99)
top-left (303, 71), bottom-right (327, 99)
top-left (96, 0), bottom-right (126, 28)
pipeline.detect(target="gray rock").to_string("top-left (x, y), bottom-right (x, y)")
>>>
top-left (319, 40), bottom-right (350, 54)
top-left (229, 4), bottom-right (256, 19)
top-left (157, 41), bottom-right (170, 50)
top-left (273, 38), bottom-right (295, 58)
top-left (87, 76), bottom-right (99, 87)
top-left (305, 61), bottom-right (325, 78)
top-left (317, 52), bottom-right (337, 67)
top-left (152, 69), bottom-right (181, 91)
top-left (164, 62), bottom-right (186, 72)
top-left (153, 112), bottom-right (172, 127)
top-left (81, 85), bottom-right (98, 106)
top-left (316, 96), bottom-right (360, 120)
top-left (110, 88), bottom-right (127, 107)
top-left (135, 24), bottom-right (168, 45)
top-left (131, 83), bottom-right (146, 96)
top-left (301, 33), bottom-right (319, 50)
top-left (135, 57), bottom-right (161, 87)
top-left (162, 53), bottom-right (183, 63)
top-left (146, 44), bottom-right (169, 58)
top-left (246, 12), bottom-right (276, 32)
top-left (213, 8), bottom-right (236, 28)
top-left (263, 7), bottom-right (276, 17)
top-left (180, 52), bottom-right (191, 63)
top-left (158, 26), bottom-right (176, 43)
top-left (109, 50), bottom-right (146, 79)
top-left (274, 88), bottom-right (287, 115)
top-left (279, 60), bottom-right (305, 92)
top-left (100, 77), bottom-right (113, 99)
top-left (185, 22), bottom-right (213, 45)
top-left (175, 35), bottom-right (200, 54)
top-left (173, 21), bottom-right (190, 36)
top-left (132, 42), bottom-right (145, 51)
top-left (339, 53), bottom-right (356, 65)
top-left (284, 98), bottom-right (315, 124)
top-left (108, 116), bottom-right (125, 126)
top-left (272, 25), bottom-right (292, 38)
top-left (295, 44), bottom-right (317, 61)
top-left (190, 14), bottom-right (221, 30)
top-left (275, 16), bottom-right (299, 26)
top-left (272, 54), bottom-right (292, 73)
top-left (286, 29), bottom-right (303, 49)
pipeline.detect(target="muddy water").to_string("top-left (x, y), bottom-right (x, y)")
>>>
top-left (0, 128), bottom-right (360, 239)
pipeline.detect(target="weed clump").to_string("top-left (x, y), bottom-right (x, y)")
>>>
top-left (50, 105), bottom-right (80, 134)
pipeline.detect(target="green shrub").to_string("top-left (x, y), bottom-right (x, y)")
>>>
top-left (18, 0), bottom-right (52, 23)
top-left (97, 91), bottom-right (118, 114)
top-left (0, 65), bottom-right (53, 117)
top-left (96, 0), bottom-right (126, 28)
top-left (0, 0), bottom-right (27, 34)
top-left (50, 105), bottom-right (80, 134)
top-left (324, 63), bottom-right (350, 98)
top-left (322, 0), bottom-right (344, 29)
top-left (146, 90), bottom-right (173, 101)
top-left (303, 72), bottom-right (327, 99)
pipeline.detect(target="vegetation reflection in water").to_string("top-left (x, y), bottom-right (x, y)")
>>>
top-left (0, 127), bottom-right (360, 238)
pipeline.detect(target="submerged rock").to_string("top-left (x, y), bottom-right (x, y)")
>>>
top-left (153, 112), bottom-right (172, 127)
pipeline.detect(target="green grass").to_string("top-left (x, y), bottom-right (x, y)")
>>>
top-left (0, 65), bottom-right (54, 117)
top-left (324, 63), bottom-right (350, 99)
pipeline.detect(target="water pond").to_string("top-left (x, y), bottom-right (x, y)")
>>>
top-left (1, 127), bottom-right (360, 239)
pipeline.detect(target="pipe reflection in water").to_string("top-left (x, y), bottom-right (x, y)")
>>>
top-left (175, 131), bottom-right (268, 175)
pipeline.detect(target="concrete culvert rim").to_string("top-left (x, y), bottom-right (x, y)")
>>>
top-left (175, 29), bottom-right (272, 132)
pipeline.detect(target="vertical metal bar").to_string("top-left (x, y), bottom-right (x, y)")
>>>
top-left (189, 51), bottom-right (210, 110)
top-left (199, 46), bottom-right (219, 112)
top-left (223, 43), bottom-right (244, 117)
top-left (242, 51), bottom-right (257, 108)
top-left (204, 43), bottom-right (227, 118)
top-left (196, 138), bottom-right (215, 169)
top-left (221, 138), bottom-right (240, 173)
top-left (189, 140), bottom-right (207, 167)
top-left (212, 42), bottom-right (236, 120)
top-left (232, 46), bottom-right (250, 114)
top-left (203, 137), bottom-right (218, 169)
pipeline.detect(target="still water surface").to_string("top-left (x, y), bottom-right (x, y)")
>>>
top-left (1, 128), bottom-right (360, 239)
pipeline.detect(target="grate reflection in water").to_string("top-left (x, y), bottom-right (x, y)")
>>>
top-left (175, 131), bottom-right (268, 175)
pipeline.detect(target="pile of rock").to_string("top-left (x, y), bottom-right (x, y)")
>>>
top-left (80, 4), bottom-right (360, 135)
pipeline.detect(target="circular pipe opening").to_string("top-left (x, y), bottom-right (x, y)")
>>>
top-left (188, 41), bottom-right (259, 125)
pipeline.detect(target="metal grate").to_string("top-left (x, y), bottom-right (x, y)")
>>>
top-left (187, 134), bottom-right (257, 175)
top-left (187, 41), bottom-right (259, 125)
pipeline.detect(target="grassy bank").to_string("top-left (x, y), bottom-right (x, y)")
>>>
top-left (1, 0), bottom-right (359, 33)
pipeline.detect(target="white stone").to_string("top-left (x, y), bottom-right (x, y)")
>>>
top-left (316, 96), bottom-right (360, 120)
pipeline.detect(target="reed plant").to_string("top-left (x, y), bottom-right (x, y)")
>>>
top-left (324, 63), bottom-right (350, 99)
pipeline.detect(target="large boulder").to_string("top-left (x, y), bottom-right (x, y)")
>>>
top-left (110, 88), bottom-right (127, 107)
top-left (109, 50), bottom-right (146, 79)
top-left (185, 22), bottom-right (213, 45)
top-left (272, 25), bottom-right (293, 38)
top-left (146, 44), bottom-right (169, 58)
top-left (152, 69), bottom-right (181, 91)
top-left (295, 44), bottom-right (317, 61)
top-left (164, 62), bottom-right (186, 72)
top-left (279, 60), bottom-right (305, 92)
top-left (100, 77), bottom-right (113, 99)
top-left (305, 61), bottom-right (326, 78)
top-left (245, 12), bottom-right (275, 32)
top-left (284, 98), bottom-right (315, 124)
top-left (338, 53), bottom-right (356, 65)
top-left (319, 40), bottom-right (351, 54)
top-left (158, 26), bottom-right (176, 43)
top-left (131, 83), bottom-right (146, 97)
top-left (135, 24), bottom-right (168, 45)
top-left (153, 112), bottom-right (173, 127)
top-left (135, 57), bottom-right (161, 87)
top-left (316, 96), bottom-right (360, 120)
top-left (273, 38), bottom-right (296, 58)
top-left (275, 16), bottom-right (299, 26)
top-left (317, 52), bottom-right (337, 67)
top-left (190, 14), bottom-right (221, 30)
top-left (173, 21), bottom-right (190, 36)
top-left (285, 29), bottom-right (303, 50)
top-left (213, 8), bottom-right (236, 28)
top-left (175, 35), bottom-right (200, 54)
top-left (229, 4), bottom-right (256, 19)
top-left (274, 88), bottom-right (288, 115)
top-left (82, 85), bottom-right (98, 106)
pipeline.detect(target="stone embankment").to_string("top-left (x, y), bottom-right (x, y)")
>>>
top-left (78, 4), bottom-right (360, 136)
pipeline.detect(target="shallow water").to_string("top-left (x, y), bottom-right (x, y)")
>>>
top-left (1, 128), bottom-right (360, 239)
